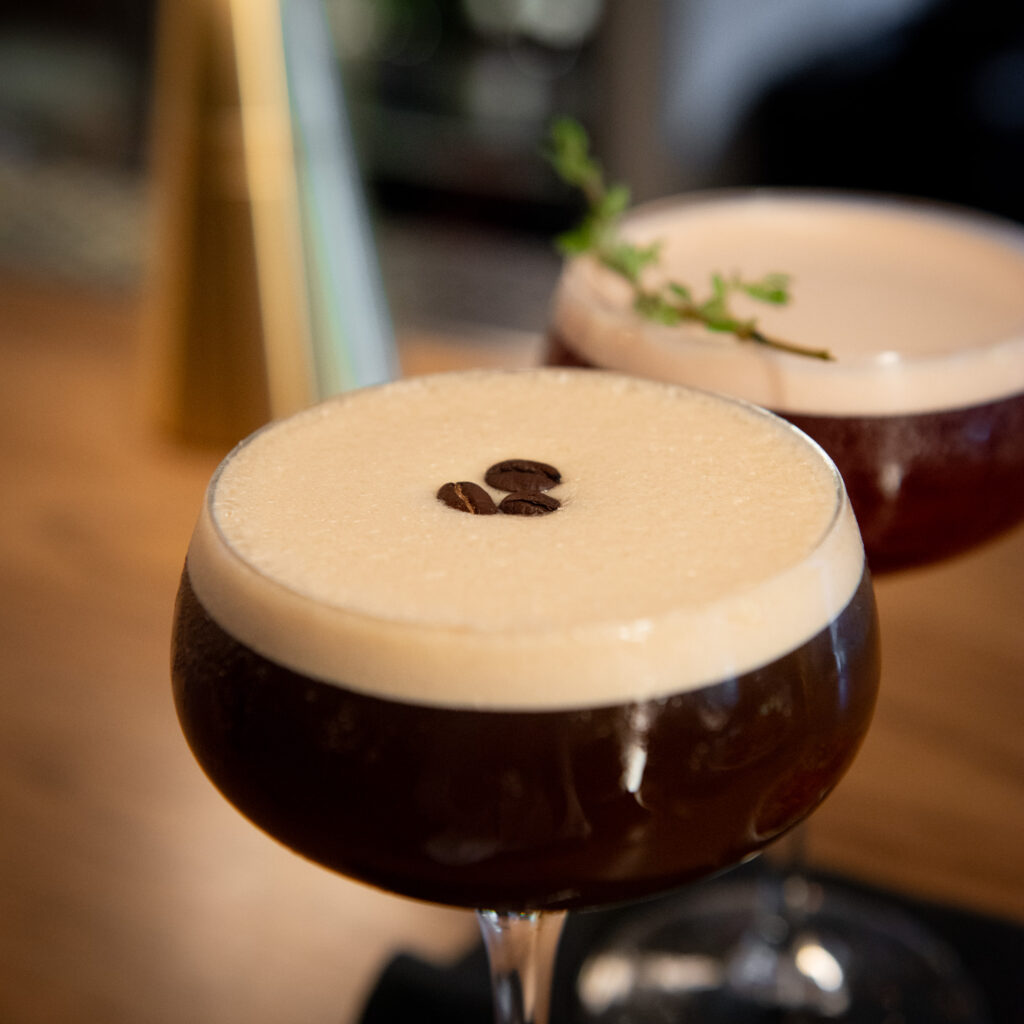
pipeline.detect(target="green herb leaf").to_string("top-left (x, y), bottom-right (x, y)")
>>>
top-left (601, 241), bottom-right (661, 284)
top-left (737, 273), bottom-right (791, 305)
top-left (634, 291), bottom-right (683, 325)
top-left (544, 117), bottom-right (598, 189)
top-left (597, 184), bottom-right (632, 220)
top-left (555, 218), bottom-right (601, 256)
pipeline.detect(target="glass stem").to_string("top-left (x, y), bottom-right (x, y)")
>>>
top-left (477, 909), bottom-right (567, 1024)
top-left (776, 821), bottom-right (810, 878)
top-left (753, 824), bottom-right (815, 948)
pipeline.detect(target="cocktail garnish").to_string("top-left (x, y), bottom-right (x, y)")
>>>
top-left (436, 481), bottom-right (499, 515)
top-left (437, 459), bottom-right (563, 515)
top-left (498, 492), bottom-right (561, 516)
top-left (544, 117), bottom-right (834, 362)
top-left (485, 459), bottom-right (562, 492)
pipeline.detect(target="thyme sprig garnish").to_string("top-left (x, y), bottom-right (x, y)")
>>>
top-left (545, 117), bottom-right (833, 361)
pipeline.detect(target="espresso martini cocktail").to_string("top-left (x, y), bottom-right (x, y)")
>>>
top-left (172, 368), bottom-right (879, 1021)
top-left (549, 193), bottom-right (1024, 572)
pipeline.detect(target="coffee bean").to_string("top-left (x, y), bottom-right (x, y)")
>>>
top-left (499, 491), bottom-right (561, 516)
top-left (485, 459), bottom-right (561, 493)
top-left (437, 481), bottom-right (498, 515)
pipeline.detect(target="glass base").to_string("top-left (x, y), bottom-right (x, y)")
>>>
top-left (573, 873), bottom-right (989, 1023)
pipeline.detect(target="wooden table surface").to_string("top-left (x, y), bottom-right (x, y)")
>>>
top-left (2, 274), bottom-right (1021, 1023)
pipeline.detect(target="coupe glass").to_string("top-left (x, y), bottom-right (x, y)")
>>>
top-left (547, 191), bottom-right (1024, 1020)
top-left (171, 367), bottom-right (880, 1024)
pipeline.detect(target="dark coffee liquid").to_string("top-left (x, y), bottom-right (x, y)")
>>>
top-left (172, 570), bottom-right (879, 912)
top-left (785, 404), bottom-right (1024, 572)
top-left (547, 332), bottom-right (1024, 573)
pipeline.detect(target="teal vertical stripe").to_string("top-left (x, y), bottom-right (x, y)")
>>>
top-left (280, 0), bottom-right (398, 398)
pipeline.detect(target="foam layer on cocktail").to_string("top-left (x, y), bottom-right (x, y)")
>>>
top-left (186, 369), bottom-right (863, 709)
top-left (552, 193), bottom-right (1024, 415)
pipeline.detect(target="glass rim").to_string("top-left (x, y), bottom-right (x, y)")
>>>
top-left (184, 369), bottom-right (866, 709)
top-left (200, 369), bottom-right (852, 632)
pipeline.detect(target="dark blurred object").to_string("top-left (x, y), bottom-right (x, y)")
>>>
top-left (732, 0), bottom-right (1024, 223)
top-left (0, 1), bottom-right (156, 285)
top-left (340, 0), bottom-right (1024, 230)
top-left (4, 1), bottom-right (1022, 310)
top-left (360, 861), bottom-right (1024, 1024)
top-left (0, 1), bottom-right (154, 167)
top-left (333, 0), bottom-right (609, 233)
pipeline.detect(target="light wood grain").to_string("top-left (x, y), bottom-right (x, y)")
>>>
top-left (1, 274), bottom-right (1020, 1023)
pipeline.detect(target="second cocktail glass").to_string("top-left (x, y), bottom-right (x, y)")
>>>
top-left (548, 190), bottom-right (1024, 1020)
top-left (171, 368), bottom-right (879, 1023)
top-left (550, 190), bottom-right (1024, 572)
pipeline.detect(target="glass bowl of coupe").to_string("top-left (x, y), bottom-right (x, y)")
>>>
top-left (547, 189), bottom-right (1024, 1022)
top-left (172, 368), bottom-right (879, 1024)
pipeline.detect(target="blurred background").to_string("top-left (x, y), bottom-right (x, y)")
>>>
top-left (2, 0), bottom-right (1022, 328)
top-left (2, 2), bottom-right (1022, 1022)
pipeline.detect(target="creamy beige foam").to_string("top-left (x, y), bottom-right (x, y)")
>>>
top-left (552, 192), bottom-right (1024, 416)
top-left (186, 369), bottom-right (865, 709)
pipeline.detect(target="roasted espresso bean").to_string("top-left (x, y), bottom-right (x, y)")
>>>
top-left (436, 481), bottom-right (498, 515)
top-left (485, 459), bottom-right (561, 493)
top-left (499, 491), bottom-right (561, 516)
